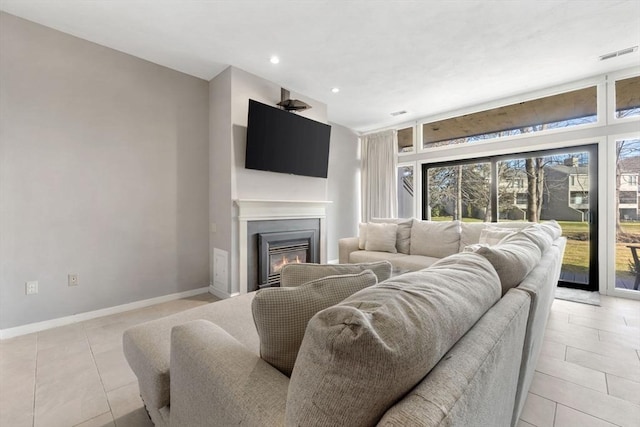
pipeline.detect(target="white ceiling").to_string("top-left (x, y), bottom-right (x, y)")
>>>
top-left (1, 0), bottom-right (639, 132)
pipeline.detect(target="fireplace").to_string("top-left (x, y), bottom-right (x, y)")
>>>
top-left (258, 230), bottom-right (316, 288)
top-left (234, 199), bottom-right (330, 296)
top-left (245, 218), bottom-right (321, 292)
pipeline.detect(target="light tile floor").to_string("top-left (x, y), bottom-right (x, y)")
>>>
top-left (1, 293), bottom-right (638, 426)
top-left (518, 295), bottom-right (640, 427)
top-left (0, 293), bottom-right (218, 427)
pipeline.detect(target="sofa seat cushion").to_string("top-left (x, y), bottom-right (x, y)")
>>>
top-left (123, 292), bottom-right (258, 410)
top-left (348, 250), bottom-right (407, 264)
top-left (286, 252), bottom-right (501, 427)
top-left (410, 220), bottom-right (461, 258)
top-left (279, 261), bottom-right (392, 286)
top-left (252, 270), bottom-right (378, 376)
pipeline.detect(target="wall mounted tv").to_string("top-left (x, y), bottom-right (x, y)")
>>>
top-left (245, 99), bottom-right (332, 178)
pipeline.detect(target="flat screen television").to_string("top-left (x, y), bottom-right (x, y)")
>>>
top-left (245, 99), bottom-right (332, 178)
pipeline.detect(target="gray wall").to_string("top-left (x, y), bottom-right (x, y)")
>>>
top-left (0, 13), bottom-right (210, 329)
top-left (208, 67), bottom-right (233, 296)
top-left (326, 123), bottom-right (360, 261)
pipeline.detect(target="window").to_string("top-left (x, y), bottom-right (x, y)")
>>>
top-left (426, 162), bottom-right (492, 221)
top-left (615, 138), bottom-right (640, 292)
top-left (615, 75), bottom-right (640, 119)
top-left (397, 127), bottom-right (414, 154)
top-left (570, 191), bottom-right (589, 205)
top-left (397, 165), bottom-right (414, 218)
top-left (619, 191), bottom-right (637, 205)
top-left (422, 86), bottom-right (597, 149)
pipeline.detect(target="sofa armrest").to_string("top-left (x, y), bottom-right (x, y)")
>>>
top-left (338, 237), bottom-right (360, 263)
top-left (170, 320), bottom-right (288, 427)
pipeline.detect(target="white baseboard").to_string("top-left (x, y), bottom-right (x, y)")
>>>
top-left (328, 259), bottom-right (339, 264)
top-left (0, 286), bottom-right (210, 340)
top-left (209, 284), bottom-right (238, 300)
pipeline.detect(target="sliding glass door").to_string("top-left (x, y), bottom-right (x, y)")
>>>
top-left (423, 145), bottom-right (598, 291)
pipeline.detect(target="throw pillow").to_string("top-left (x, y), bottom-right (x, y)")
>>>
top-left (251, 270), bottom-right (377, 377)
top-left (479, 227), bottom-right (516, 246)
top-left (371, 218), bottom-right (413, 254)
top-left (365, 222), bottom-right (398, 253)
top-left (358, 222), bottom-right (367, 249)
top-left (285, 254), bottom-right (500, 426)
top-left (280, 261), bottom-right (392, 287)
top-left (409, 220), bottom-right (460, 258)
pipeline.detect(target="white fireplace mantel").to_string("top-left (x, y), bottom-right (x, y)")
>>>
top-left (235, 199), bottom-right (332, 294)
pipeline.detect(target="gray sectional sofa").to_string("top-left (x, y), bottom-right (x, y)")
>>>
top-left (124, 220), bottom-right (566, 427)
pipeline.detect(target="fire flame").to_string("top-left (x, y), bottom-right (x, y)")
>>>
top-left (272, 255), bottom-right (302, 273)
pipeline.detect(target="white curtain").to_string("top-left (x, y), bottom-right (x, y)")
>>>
top-left (360, 130), bottom-right (397, 222)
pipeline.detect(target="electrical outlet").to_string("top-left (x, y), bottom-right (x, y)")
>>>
top-left (25, 281), bottom-right (38, 295)
top-left (68, 273), bottom-right (79, 286)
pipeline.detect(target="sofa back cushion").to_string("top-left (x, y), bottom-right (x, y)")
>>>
top-left (280, 261), bottom-right (392, 287)
top-left (479, 226), bottom-right (516, 245)
top-left (251, 270), bottom-right (377, 377)
top-left (285, 252), bottom-right (501, 426)
top-left (468, 235), bottom-right (542, 295)
top-left (410, 220), bottom-right (460, 258)
top-left (459, 221), bottom-right (530, 251)
top-left (503, 223), bottom-right (554, 253)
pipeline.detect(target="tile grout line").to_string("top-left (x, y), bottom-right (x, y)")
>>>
top-left (529, 387), bottom-right (626, 427)
top-left (32, 333), bottom-right (38, 427)
top-left (84, 320), bottom-right (116, 425)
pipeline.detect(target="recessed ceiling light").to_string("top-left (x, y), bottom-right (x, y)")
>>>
top-left (270, 56), bottom-right (280, 64)
top-left (331, 87), bottom-right (340, 93)
top-left (390, 110), bottom-right (407, 116)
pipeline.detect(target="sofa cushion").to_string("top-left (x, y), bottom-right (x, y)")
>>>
top-left (410, 220), bottom-right (460, 258)
top-left (470, 236), bottom-right (542, 295)
top-left (372, 217), bottom-right (413, 254)
top-left (459, 221), bottom-right (530, 251)
top-left (365, 222), bottom-right (398, 253)
top-left (279, 261), bottom-right (392, 287)
top-left (251, 270), bottom-right (377, 377)
top-left (286, 252), bottom-right (501, 426)
top-left (358, 222), bottom-right (367, 249)
top-left (479, 226), bottom-right (516, 245)
top-left (503, 223), bottom-right (554, 252)
top-left (123, 292), bottom-right (258, 410)
top-left (540, 220), bottom-right (562, 240)
top-left (389, 254), bottom-right (440, 272)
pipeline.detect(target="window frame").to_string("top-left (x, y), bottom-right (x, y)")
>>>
top-left (416, 78), bottom-right (605, 155)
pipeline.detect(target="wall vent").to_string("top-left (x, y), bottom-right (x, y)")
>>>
top-left (599, 46), bottom-right (638, 61)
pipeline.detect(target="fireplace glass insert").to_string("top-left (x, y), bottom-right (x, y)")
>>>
top-left (258, 230), bottom-right (317, 288)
